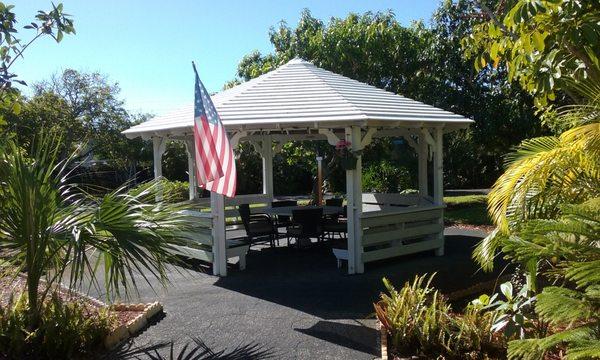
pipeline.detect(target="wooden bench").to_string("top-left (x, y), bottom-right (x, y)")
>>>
top-left (169, 210), bottom-right (250, 270)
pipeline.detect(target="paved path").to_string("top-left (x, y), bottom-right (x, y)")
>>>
top-left (104, 233), bottom-right (505, 359)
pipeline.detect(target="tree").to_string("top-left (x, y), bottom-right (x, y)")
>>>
top-left (0, 133), bottom-right (189, 330)
top-left (3, 69), bottom-right (154, 185)
top-left (230, 5), bottom-right (543, 189)
top-left (462, 0), bottom-right (600, 112)
top-left (0, 1), bottom-right (74, 139)
top-left (33, 70), bottom-right (133, 160)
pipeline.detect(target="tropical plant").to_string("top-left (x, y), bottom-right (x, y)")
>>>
top-left (374, 274), bottom-right (504, 359)
top-left (0, 292), bottom-right (114, 359)
top-left (0, 133), bottom-right (190, 330)
top-left (474, 77), bottom-right (600, 271)
top-left (498, 199), bottom-right (600, 359)
top-left (486, 281), bottom-right (544, 340)
top-left (463, 0), bottom-right (600, 109)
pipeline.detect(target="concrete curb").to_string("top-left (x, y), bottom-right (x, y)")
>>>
top-left (104, 301), bottom-right (164, 349)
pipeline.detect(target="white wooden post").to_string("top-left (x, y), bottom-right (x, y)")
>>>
top-left (433, 127), bottom-right (444, 256)
top-left (316, 156), bottom-right (323, 205)
top-left (346, 126), bottom-right (364, 274)
top-left (261, 135), bottom-right (274, 200)
top-left (152, 137), bottom-right (166, 201)
top-left (418, 129), bottom-right (429, 200)
top-left (184, 139), bottom-right (197, 200)
top-left (211, 192), bottom-right (227, 276)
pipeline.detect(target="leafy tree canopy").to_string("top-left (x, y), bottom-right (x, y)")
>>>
top-left (463, 0), bottom-right (600, 110)
top-left (229, 3), bottom-right (543, 189)
top-left (0, 2), bottom-right (74, 125)
top-left (3, 69), bottom-right (152, 178)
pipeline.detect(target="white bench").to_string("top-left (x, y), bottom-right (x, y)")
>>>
top-left (169, 211), bottom-right (250, 270)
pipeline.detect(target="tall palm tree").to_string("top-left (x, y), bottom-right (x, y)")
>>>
top-left (474, 77), bottom-right (600, 271)
top-left (0, 133), bottom-right (190, 328)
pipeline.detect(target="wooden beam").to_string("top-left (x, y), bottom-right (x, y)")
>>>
top-left (261, 135), bottom-right (274, 199)
top-left (421, 128), bottom-right (435, 147)
top-left (211, 192), bottom-right (227, 276)
top-left (433, 127), bottom-right (445, 257)
top-left (249, 140), bottom-right (264, 156)
top-left (360, 127), bottom-right (378, 149)
top-left (184, 139), bottom-right (197, 200)
top-left (152, 137), bottom-right (166, 179)
top-left (318, 128), bottom-right (342, 146)
top-left (433, 128), bottom-right (444, 205)
top-left (346, 126), bottom-right (364, 274)
top-left (418, 128), bottom-right (429, 198)
top-left (402, 134), bottom-right (419, 151)
top-left (152, 137), bottom-right (166, 201)
top-left (229, 131), bottom-right (247, 148)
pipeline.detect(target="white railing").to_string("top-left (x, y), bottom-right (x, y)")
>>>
top-left (359, 204), bottom-right (444, 263)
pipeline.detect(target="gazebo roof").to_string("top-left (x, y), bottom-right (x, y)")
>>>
top-left (123, 58), bottom-right (473, 139)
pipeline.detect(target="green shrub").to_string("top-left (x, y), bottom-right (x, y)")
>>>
top-left (374, 274), bottom-right (505, 359)
top-left (500, 199), bottom-right (600, 359)
top-left (128, 178), bottom-right (190, 203)
top-left (0, 292), bottom-right (115, 359)
top-left (362, 160), bottom-right (412, 193)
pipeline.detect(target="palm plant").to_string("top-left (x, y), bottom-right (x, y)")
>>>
top-left (0, 133), bottom-right (190, 329)
top-left (501, 199), bottom-right (600, 359)
top-left (474, 76), bottom-right (600, 271)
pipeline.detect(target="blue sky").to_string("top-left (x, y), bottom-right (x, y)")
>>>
top-left (12, 0), bottom-right (440, 115)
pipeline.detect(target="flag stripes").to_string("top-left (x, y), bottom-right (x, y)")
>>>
top-left (192, 62), bottom-right (237, 197)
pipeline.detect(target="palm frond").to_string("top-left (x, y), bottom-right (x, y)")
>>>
top-left (476, 75), bottom-right (600, 270)
top-left (0, 131), bottom-right (193, 323)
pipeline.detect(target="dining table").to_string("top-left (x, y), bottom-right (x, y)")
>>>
top-left (261, 205), bottom-right (343, 217)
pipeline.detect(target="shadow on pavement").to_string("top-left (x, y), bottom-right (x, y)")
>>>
top-left (212, 236), bottom-right (508, 319)
top-left (294, 320), bottom-right (379, 356)
top-left (104, 336), bottom-right (276, 360)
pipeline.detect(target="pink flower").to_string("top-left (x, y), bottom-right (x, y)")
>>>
top-left (336, 139), bottom-right (351, 150)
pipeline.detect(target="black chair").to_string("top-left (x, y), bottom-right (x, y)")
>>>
top-left (238, 204), bottom-right (278, 247)
top-left (271, 200), bottom-right (298, 228)
top-left (325, 198), bottom-right (343, 207)
top-left (322, 205), bottom-right (347, 241)
top-left (286, 208), bottom-right (324, 248)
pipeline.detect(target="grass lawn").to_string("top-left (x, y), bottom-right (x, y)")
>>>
top-left (443, 195), bottom-right (492, 226)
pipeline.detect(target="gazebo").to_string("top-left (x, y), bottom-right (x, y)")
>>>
top-left (123, 58), bottom-right (473, 276)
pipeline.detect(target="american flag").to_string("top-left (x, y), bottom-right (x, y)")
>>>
top-left (192, 62), bottom-right (237, 197)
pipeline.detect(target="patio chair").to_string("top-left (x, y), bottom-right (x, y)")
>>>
top-left (271, 200), bottom-right (298, 228)
top-left (286, 208), bottom-right (324, 248)
top-left (238, 204), bottom-right (278, 247)
top-left (322, 205), bottom-right (347, 241)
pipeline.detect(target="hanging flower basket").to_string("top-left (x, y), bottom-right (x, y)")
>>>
top-left (336, 140), bottom-right (360, 170)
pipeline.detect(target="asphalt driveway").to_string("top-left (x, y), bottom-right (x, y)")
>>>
top-left (104, 233), bottom-right (505, 359)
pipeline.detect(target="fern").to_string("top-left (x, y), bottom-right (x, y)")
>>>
top-left (502, 199), bottom-right (600, 359)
